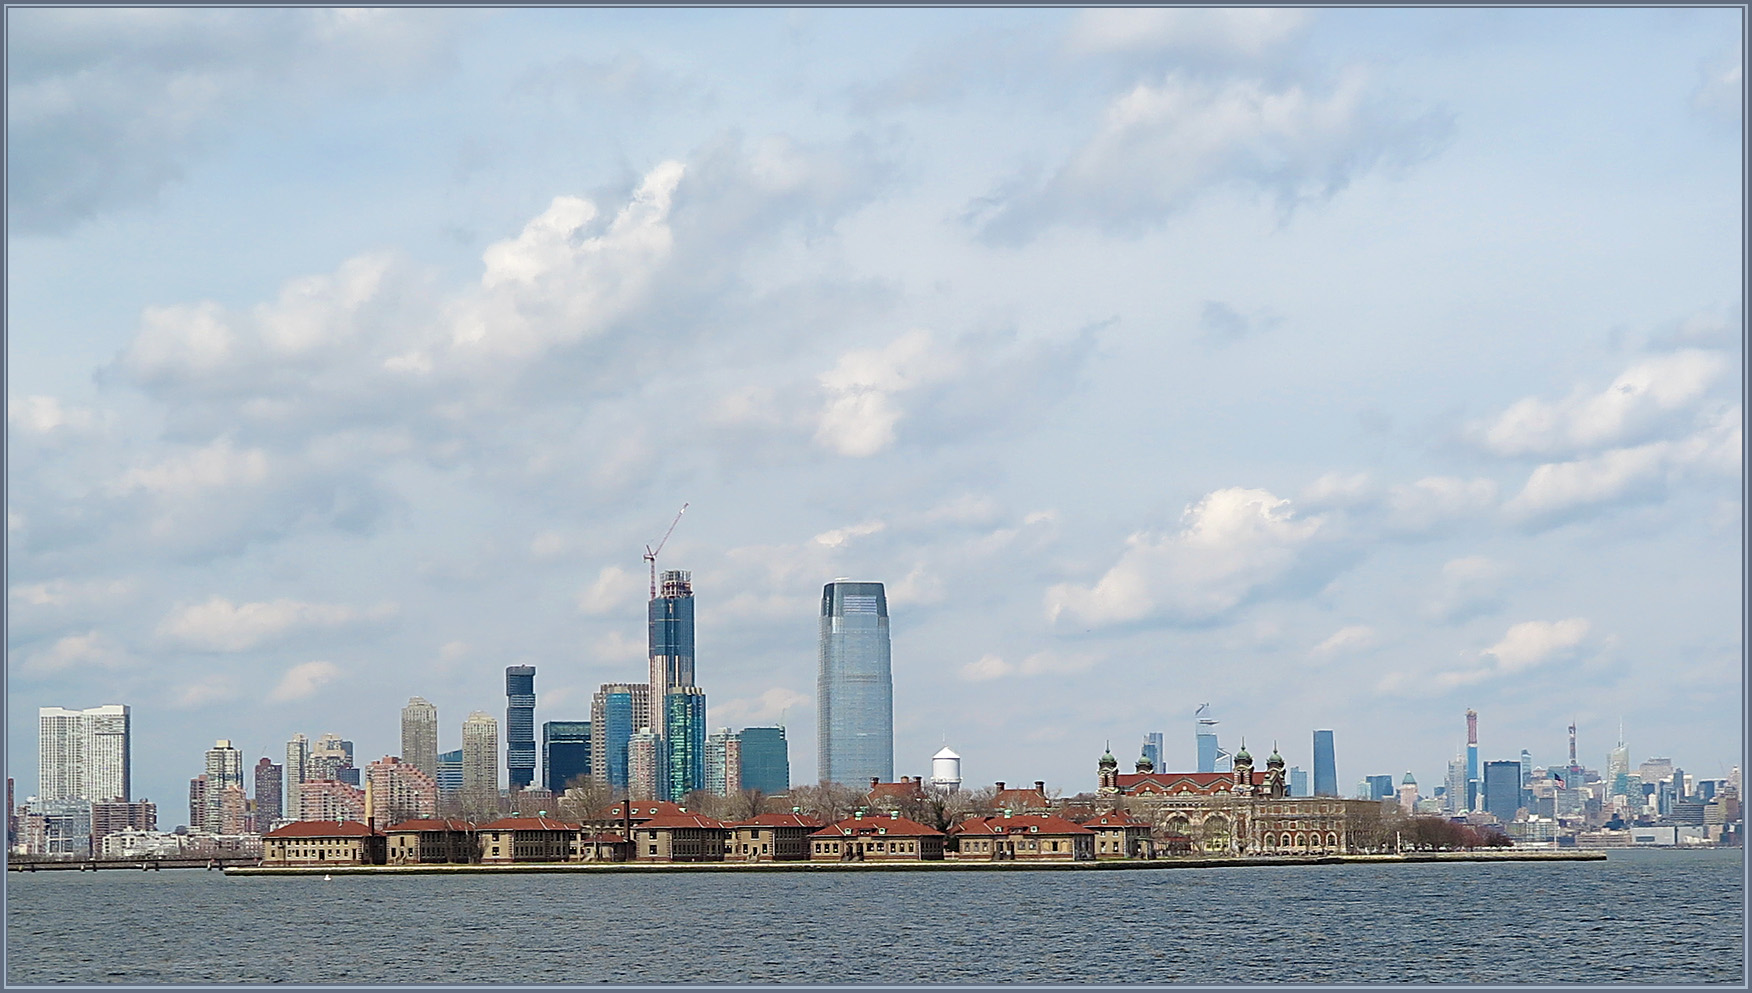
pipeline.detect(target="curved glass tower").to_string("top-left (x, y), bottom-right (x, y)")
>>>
top-left (817, 580), bottom-right (893, 786)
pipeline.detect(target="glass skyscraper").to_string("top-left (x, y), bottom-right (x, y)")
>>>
top-left (1482, 760), bottom-right (1522, 820)
top-left (663, 688), bottom-right (707, 801)
top-left (505, 666), bottom-right (536, 790)
top-left (436, 749), bottom-right (462, 797)
top-left (817, 580), bottom-right (893, 786)
top-left (591, 683), bottom-right (649, 792)
top-left (1142, 732), bottom-right (1164, 772)
top-left (649, 570), bottom-right (696, 705)
top-left (739, 725), bottom-right (790, 795)
top-left (542, 720), bottom-right (591, 794)
top-left (1313, 729), bottom-right (1337, 797)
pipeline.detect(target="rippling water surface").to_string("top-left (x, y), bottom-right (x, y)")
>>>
top-left (7, 849), bottom-right (1743, 984)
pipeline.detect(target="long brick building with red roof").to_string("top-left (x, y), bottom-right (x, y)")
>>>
top-left (809, 812), bottom-right (944, 862)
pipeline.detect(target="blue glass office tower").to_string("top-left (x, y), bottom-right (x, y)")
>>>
top-left (1366, 774), bottom-right (1394, 801)
top-left (1313, 730), bottom-right (1337, 796)
top-left (1289, 766), bottom-right (1309, 798)
top-left (649, 570), bottom-right (696, 705)
top-left (1142, 732), bottom-right (1164, 772)
top-left (591, 683), bottom-right (648, 792)
top-left (739, 725), bottom-right (790, 795)
top-left (505, 666), bottom-right (537, 790)
top-left (663, 688), bottom-right (707, 801)
top-left (1482, 760), bottom-right (1522, 820)
top-left (542, 720), bottom-right (591, 794)
top-left (436, 749), bottom-right (462, 797)
top-left (817, 580), bottom-right (893, 785)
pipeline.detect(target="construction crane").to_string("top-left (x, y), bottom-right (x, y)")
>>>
top-left (644, 503), bottom-right (689, 600)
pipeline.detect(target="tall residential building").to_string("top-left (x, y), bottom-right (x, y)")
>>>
top-left (215, 784), bottom-right (249, 835)
top-left (649, 570), bottom-right (697, 708)
top-left (1142, 732), bottom-right (1164, 774)
top-left (38, 705), bottom-right (131, 802)
top-left (401, 697), bottom-right (439, 779)
top-left (591, 683), bottom-right (650, 792)
top-left (90, 800), bottom-right (155, 851)
top-left (1312, 730), bottom-right (1337, 797)
top-left (436, 749), bottom-right (463, 797)
top-left (1446, 757), bottom-right (1468, 815)
top-left (308, 733), bottom-right (357, 786)
top-left (1483, 760), bottom-right (1523, 820)
top-left (705, 728), bottom-right (742, 796)
top-left (298, 779), bottom-right (366, 822)
top-left (628, 727), bottom-right (661, 801)
top-left (285, 734), bottom-right (310, 818)
top-left (187, 775), bottom-right (207, 831)
top-left (663, 688), bottom-right (708, 801)
top-left (739, 725), bottom-right (790, 795)
top-left (1465, 709), bottom-right (1480, 812)
top-left (254, 758), bottom-right (283, 827)
top-left (366, 756), bottom-right (438, 823)
top-left (817, 580), bottom-right (893, 786)
top-left (542, 721), bottom-right (592, 794)
top-left (202, 740), bottom-right (244, 833)
top-left (462, 712), bottom-right (499, 799)
top-left (505, 666), bottom-right (537, 790)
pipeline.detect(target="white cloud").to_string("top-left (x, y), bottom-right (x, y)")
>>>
top-left (1046, 487), bottom-right (1325, 628)
top-left (973, 67), bottom-right (1449, 241)
top-left (886, 564), bottom-right (945, 607)
top-left (591, 629), bottom-right (647, 665)
top-left (157, 596), bottom-right (395, 652)
top-left (811, 519), bottom-right (886, 548)
top-left (1383, 476), bottom-right (1497, 534)
top-left (9, 577), bottom-right (136, 609)
top-left (269, 660), bottom-right (342, 702)
top-left (1310, 624), bottom-right (1376, 659)
top-left (1484, 618), bottom-right (1591, 672)
top-left (815, 330), bottom-right (959, 457)
top-left (578, 565), bottom-right (641, 616)
top-left (709, 687), bottom-right (810, 726)
top-left (1067, 7), bottom-right (1311, 59)
top-left (1299, 471), bottom-right (1375, 509)
top-left (114, 437), bottom-right (269, 496)
top-left (19, 630), bottom-right (130, 675)
top-left (1478, 350), bottom-right (1729, 458)
top-left (8, 395), bottom-right (100, 436)
top-left (960, 654), bottom-right (1014, 682)
top-left (959, 649), bottom-right (1097, 682)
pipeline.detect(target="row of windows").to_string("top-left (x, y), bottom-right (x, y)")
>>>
top-left (812, 840), bottom-right (921, 854)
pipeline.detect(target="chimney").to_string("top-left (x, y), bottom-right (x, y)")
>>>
top-left (871, 777), bottom-right (880, 790)
top-left (996, 782), bottom-right (1005, 792)
top-left (1035, 781), bottom-right (1045, 793)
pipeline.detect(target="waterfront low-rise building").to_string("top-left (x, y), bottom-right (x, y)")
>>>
top-left (635, 813), bottom-right (730, 862)
top-left (261, 820), bottom-right (385, 865)
top-left (1082, 810), bottom-right (1155, 859)
top-left (728, 813), bottom-right (822, 862)
top-left (953, 814), bottom-right (1093, 861)
top-left (477, 816), bottom-right (578, 863)
top-left (384, 818), bottom-right (479, 864)
top-left (809, 813), bottom-right (944, 862)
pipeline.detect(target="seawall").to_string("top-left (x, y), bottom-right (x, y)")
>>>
top-left (225, 850), bottom-right (1606, 877)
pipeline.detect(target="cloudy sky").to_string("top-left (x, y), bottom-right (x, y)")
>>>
top-left (8, 8), bottom-right (1742, 814)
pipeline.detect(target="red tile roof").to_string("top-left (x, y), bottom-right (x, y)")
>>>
top-left (731, 813), bottom-right (823, 829)
top-left (1117, 772), bottom-right (1246, 794)
top-left (865, 778), bottom-right (926, 800)
top-left (811, 814), bottom-right (943, 838)
top-left (955, 814), bottom-right (1092, 836)
top-left (598, 801), bottom-right (690, 820)
top-left (476, 816), bottom-right (579, 832)
top-left (582, 832), bottom-right (628, 844)
top-left (383, 818), bottom-right (475, 833)
top-left (637, 814), bottom-right (728, 830)
top-left (1086, 812), bottom-right (1153, 827)
top-left (262, 820), bottom-right (378, 839)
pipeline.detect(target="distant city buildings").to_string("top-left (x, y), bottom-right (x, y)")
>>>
top-left (1288, 766), bottom-right (1308, 798)
top-left (628, 727), bottom-right (661, 801)
top-left (505, 666), bottom-right (537, 791)
top-left (542, 721), bottom-right (592, 794)
top-left (436, 749), bottom-right (462, 798)
top-left (663, 687), bottom-right (707, 801)
top-left (704, 728), bottom-right (742, 796)
top-left (254, 759), bottom-right (283, 827)
top-left (38, 704), bottom-right (130, 803)
top-left (1312, 730), bottom-right (1337, 797)
top-left (461, 712), bottom-right (499, 800)
top-left (592, 683), bottom-right (650, 793)
top-left (202, 740), bottom-right (243, 834)
top-left (366, 756), bottom-right (438, 822)
top-left (1142, 732), bottom-right (1164, 774)
top-left (401, 697), bottom-right (439, 780)
top-left (817, 580), bottom-right (893, 786)
top-left (286, 734), bottom-right (310, 819)
top-left (738, 726), bottom-right (790, 795)
top-left (1483, 760), bottom-right (1523, 820)
top-left (299, 779), bottom-right (366, 822)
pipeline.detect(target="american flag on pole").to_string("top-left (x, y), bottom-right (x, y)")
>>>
top-left (1551, 770), bottom-right (1566, 787)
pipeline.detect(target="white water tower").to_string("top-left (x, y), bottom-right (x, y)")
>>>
top-left (930, 746), bottom-right (962, 792)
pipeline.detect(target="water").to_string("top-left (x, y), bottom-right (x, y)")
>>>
top-left (7, 850), bottom-right (1743, 984)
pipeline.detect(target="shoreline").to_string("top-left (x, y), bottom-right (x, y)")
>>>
top-left (225, 850), bottom-right (1607, 876)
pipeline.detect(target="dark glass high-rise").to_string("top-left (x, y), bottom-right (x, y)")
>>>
top-left (506, 665), bottom-right (536, 790)
top-left (817, 580), bottom-right (893, 786)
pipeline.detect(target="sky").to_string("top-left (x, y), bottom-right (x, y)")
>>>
top-left (6, 7), bottom-right (1743, 817)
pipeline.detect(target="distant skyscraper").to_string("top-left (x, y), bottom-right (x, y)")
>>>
top-left (366, 756), bottom-right (438, 823)
top-left (1289, 766), bottom-right (1308, 798)
top-left (1446, 757), bottom-right (1468, 815)
top-left (739, 726), bottom-right (790, 795)
top-left (1483, 760), bottom-right (1522, 820)
top-left (202, 740), bottom-right (243, 833)
top-left (542, 721), bottom-right (592, 794)
top-left (1465, 709), bottom-right (1480, 813)
top-left (1312, 730), bottom-right (1337, 797)
top-left (401, 697), bottom-right (439, 779)
top-left (436, 749), bottom-right (462, 797)
top-left (505, 666), bottom-right (537, 790)
top-left (591, 683), bottom-right (651, 792)
top-left (649, 570), bottom-right (697, 704)
top-left (1397, 772), bottom-right (1418, 813)
top-left (1607, 724), bottom-right (1630, 796)
top-left (309, 733), bottom-right (357, 786)
top-left (663, 688), bottom-right (708, 801)
top-left (1520, 748), bottom-right (1534, 811)
top-left (286, 734), bottom-right (310, 818)
top-left (628, 728), bottom-right (661, 801)
top-left (38, 705), bottom-right (130, 802)
top-left (188, 775), bottom-right (207, 831)
top-left (705, 728), bottom-right (742, 796)
top-left (817, 580), bottom-right (893, 785)
top-left (1195, 705), bottom-right (1221, 774)
top-left (1366, 774), bottom-right (1394, 802)
top-left (1142, 732), bottom-right (1164, 773)
top-left (254, 758), bottom-right (283, 826)
top-left (462, 712), bottom-right (499, 799)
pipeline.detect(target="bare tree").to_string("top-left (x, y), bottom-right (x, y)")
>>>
top-left (787, 782), bottom-right (864, 822)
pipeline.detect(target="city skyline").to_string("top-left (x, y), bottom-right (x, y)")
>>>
top-left (6, 8), bottom-right (1741, 808)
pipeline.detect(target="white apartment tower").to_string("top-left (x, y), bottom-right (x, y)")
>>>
top-left (285, 734), bottom-right (310, 820)
top-left (401, 697), bottom-right (439, 778)
top-left (38, 705), bottom-right (131, 803)
top-left (461, 712), bottom-right (499, 799)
